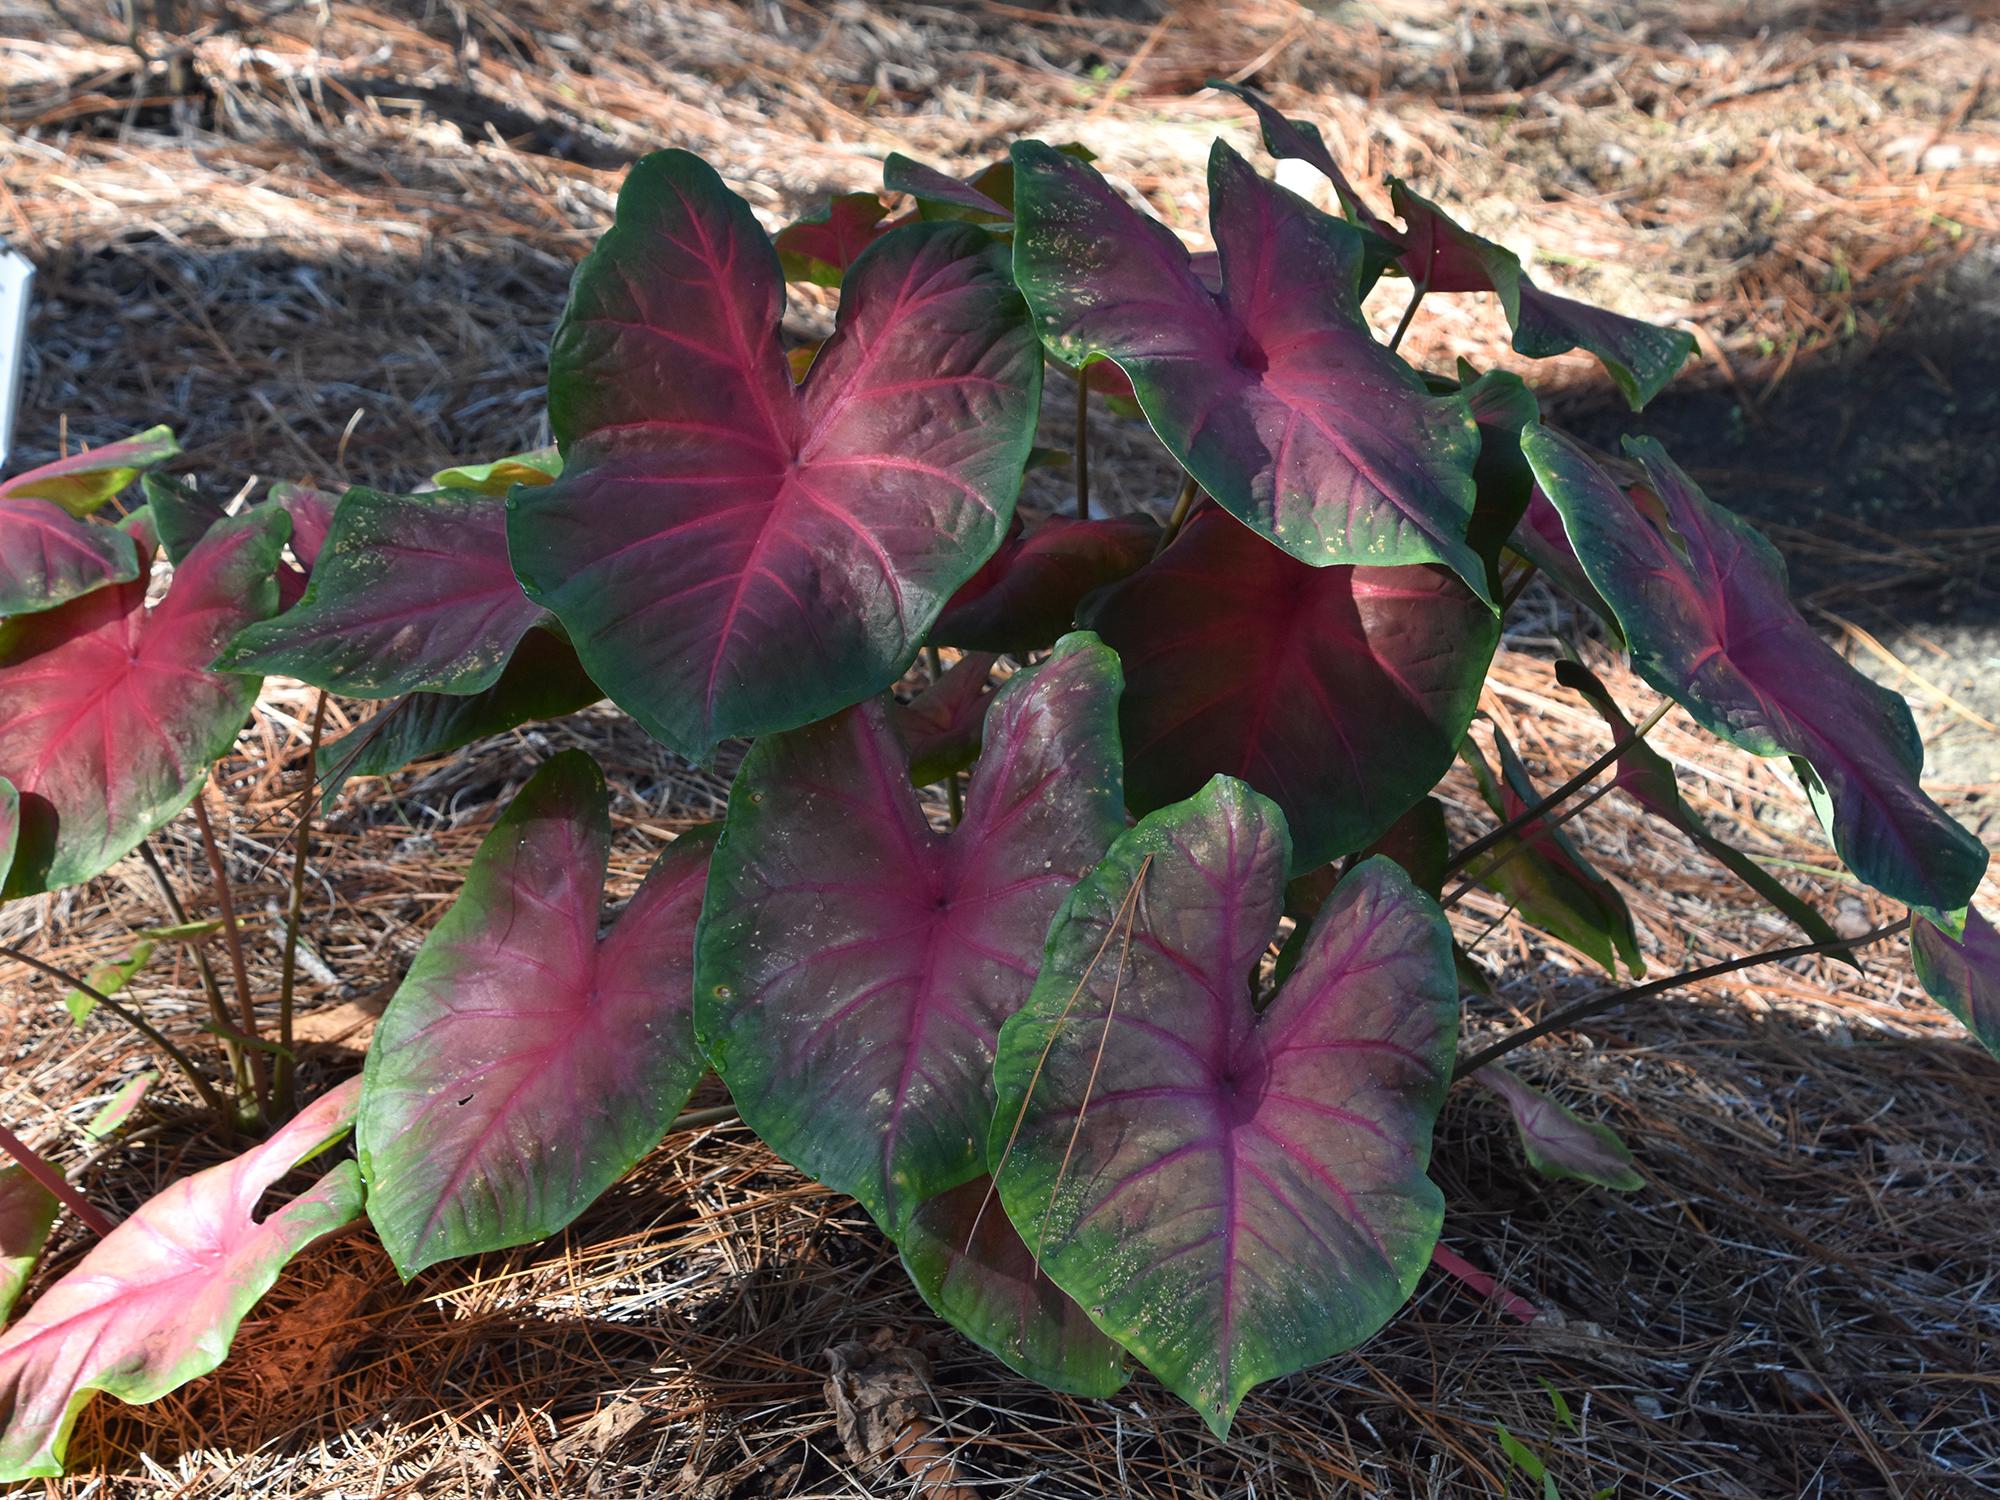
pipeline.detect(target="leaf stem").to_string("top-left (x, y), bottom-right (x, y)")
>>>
top-left (275, 693), bottom-right (327, 1119)
top-left (192, 788), bottom-right (270, 1117)
top-left (0, 945), bottom-right (228, 1116)
top-left (0, 1122), bottom-right (115, 1237)
top-left (1442, 699), bottom-right (1672, 883)
top-left (1451, 916), bottom-right (1911, 1080)
top-left (1388, 272), bottom-right (1429, 354)
top-left (139, 838), bottom-right (247, 1098)
top-left (1157, 473), bottom-right (1200, 554)
top-left (1074, 375), bottom-right (1091, 521)
top-left (1440, 780), bottom-right (1614, 911)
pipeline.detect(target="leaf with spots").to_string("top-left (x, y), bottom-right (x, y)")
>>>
top-left (988, 779), bottom-right (1457, 1437)
top-left (511, 150), bottom-right (1041, 762)
top-left (695, 634), bottom-right (1124, 1239)
top-left (0, 1080), bottom-right (362, 1481)
top-left (0, 500), bottom-right (140, 615)
top-left (1523, 424), bottom-right (1987, 916)
top-left (1011, 140), bottom-right (1488, 596)
top-left (1078, 505), bottom-right (1496, 872)
top-left (357, 752), bottom-right (713, 1277)
top-left (219, 487), bottom-right (546, 697)
top-left (0, 508), bottom-right (286, 898)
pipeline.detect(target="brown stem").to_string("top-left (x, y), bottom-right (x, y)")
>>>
top-left (1073, 375), bottom-right (1091, 521)
top-left (1157, 473), bottom-right (1200, 554)
top-left (191, 789), bottom-right (270, 1115)
top-left (1442, 699), bottom-right (1673, 883)
top-left (275, 692), bottom-right (328, 1118)
top-left (0, 945), bottom-right (227, 1115)
top-left (1499, 558), bottom-right (1539, 613)
top-left (138, 839), bottom-right (248, 1099)
top-left (0, 1122), bottom-right (116, 1237)
top-left (1451, 917), bottom-right (1911, 1080)
top-left (1440, 780), bottom-right (1614, 911)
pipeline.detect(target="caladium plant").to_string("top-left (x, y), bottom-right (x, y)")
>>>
top-left (2, 94), bottom-right (1992, 1473)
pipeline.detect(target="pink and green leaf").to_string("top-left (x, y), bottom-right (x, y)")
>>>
top-left (1475, 1065), bottom-right (1643, 1192)
top-left (0, 508), bottom-right (286, 898)
top-left (1460, 729), bottom-right (1644, 977)
top-left (899, 1176), bottom-right (1126, 1395)
top-left (1911, 908), bottom-right (2000, 1060)
top-left (1078, 505), bottom-right (1496, 872)
top-left (884, 154), bottom-right (1011, 223)
top-left (1011, 140), bottom-right (1488, 597)
top-left (61, 942), bottom-right (154, 1026)
top-left (695, 633), bottom-right (1125, 1238)
top-left (513, 150), bottom-right (1041, 762)
top-left (0, 500), bottom-right (140, 615)
top-left (0, 1079), bottom-right (363, 1481)
top-left (989, 779), bottom-right (1458, 1437)
top-left (268, 482), bottom-right (336, 569)
top-left (0, 1169), bottom-right (56, 1326)
top-left (219, 487), bottom-right (545, 697)
top-left (0, 427), bottom-right (179, 517)
top-left (1522, 424), bottom-right (1988, 916)
top-left (774, 191), bottom-right (893, 285)
top-left (83, 1075), bottom-right (154, 1141)
top-left (929, 511), bottom-right (1158, 654)
top-left (358, 753), bottom-right (713, 1277)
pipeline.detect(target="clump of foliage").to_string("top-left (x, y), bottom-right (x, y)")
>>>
top-left (0, 86), bottom-right (1993, 1472)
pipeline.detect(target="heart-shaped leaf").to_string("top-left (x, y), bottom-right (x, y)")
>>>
top-left (0, 1169), bottom-right (56, 1325)
top-left (431, 447), bottom-right (562, 495)
top-left (1460, 729), bottom-right (1643, 977)
top-left (0, 508), bottom-right (286, 898)
top-left (989, 779), bottom-right (1457, 1437)
top-left (512, 150), bottom-right (1041, 762)
top-left (1911, 908), bottom-right (2000, 1060)
top-left (358, 752), bottom-right (713, 1277)
top-left (899, 1175), bottom-right (1126, 1395)
top-left (0, 500), bottom-right (140, 615)
top-left (1523, 424), bottom-right (1988, 915)
top-left (0, 1079), bottom-right (363, 1481)
top-left (695, 633), bottom-right (1124, 1238)
top-left (930, 511), bottom-right (1158, 654)
top-left (1206, 81), bottom-right (1394, 240)
top-left (884, 154), bottom-right (1011, 223)
top-left (1078, 505), bottom-right (1497, 872)
top-left (1474, 1065), bottom-right (1642, 1191)
top-left (892, 651), bottom-right (999, 786)
top-left (220, 487), bottom-right (544, 697)
top-left (316, 628), bottom-right (602, 805)
top-left (1011, 140), bottom-right (1486, 596)
top-left (774, 192), bottom-right (894, 285)
top-left (0, 427), bottom-right (179, 517)
top-left (1555, 659), bottom-right (1849, 961)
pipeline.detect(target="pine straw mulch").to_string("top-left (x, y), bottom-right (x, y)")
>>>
top-left (3, 0), bottom-right (2000, 1496)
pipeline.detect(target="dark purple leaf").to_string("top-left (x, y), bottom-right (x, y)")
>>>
top-left (989, 779), bottom-right (1457, 1436)
top-left (1474, 1066), bottom-right (1642, 1191)
top-left (883, 154), bottom-right (1010, 222)
top-left (930, 510), bottom-right (1158, 654)
top-left (513, 150), bottom-right (1042, 762)
top-left (892, 651), bottom-right (999, 786)
top-left (1523, 423), bottom-right (1988, 916)
top-left (900, 1175), bottom-right (1126, 1395)
top-left (694, 634), bottom-right (1124, 1237)
top-left (219, 487), bottom-right (546, 697)
top-left (1911, 908), bottom-right (2000, 1060)
top-left (1011, 140), bottom-right (1488, 597)
top-left (1079, 505), bottom-right (1497, 871)
top-left (358, 753), bottom-right (713, 1276)
top-left (268, 482), bottom-right (335, 569)
top-left (0, 509), bottom-right (286, 898)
